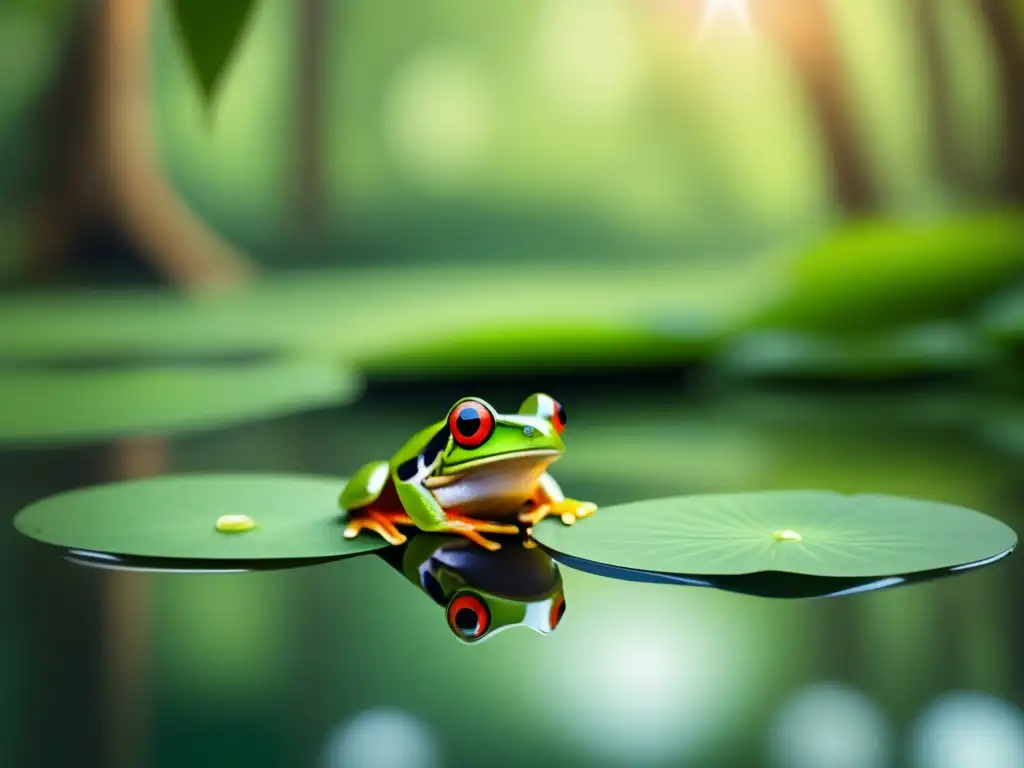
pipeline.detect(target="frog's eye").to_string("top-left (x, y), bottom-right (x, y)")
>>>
top-left (549, 595), bottom-right (566, 629)
top-left (447, 592), bottom-right (490, 640)
top-left (449, 399), bottom-right (495, 449)
top-left (550, 400), bottom-right (566, 435)
top-left (520, 393), bottom-right (566, 434)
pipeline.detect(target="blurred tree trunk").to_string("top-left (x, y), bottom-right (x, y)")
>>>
top-left (28, 0), bottom-right (254, 288)
top-left (909, 0), bottom-right (972, 192)
top-left (294, 0), bottom-right (328, 247)
top-left (755, 0), bottom-right (881, 215)
top-left (975, 0), bottom-right (1024, 201)
top-left (101, 436), bottom-right (167, 768)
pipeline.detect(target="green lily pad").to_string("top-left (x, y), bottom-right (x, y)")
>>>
top-left (0, 360), bottom-right (360, 446)
top-left (546, 549), bottom-right (1012, 599)
top-left (715, 324), bottom-right (999, 382)
top-left (14, 473), bottom-right (387, 561)
top-left (532, 491), bottom-right (1016, 578)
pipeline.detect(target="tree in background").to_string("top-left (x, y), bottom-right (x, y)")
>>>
top-left (910, 0), bottom-right (972, 194)
top-left (753, 0), bottom-right (881, 216)
top-left (27, 0), bottom-right (255, 288)
top-left (976, 0), bottom-right (1024, 201)
top-left (909, 0), bottom-right (1023, 203)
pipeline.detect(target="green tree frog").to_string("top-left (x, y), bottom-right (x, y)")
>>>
top-left (340, 393), bottom-right (596, 550)
top-left (378, 533), bottom-right (567, 643)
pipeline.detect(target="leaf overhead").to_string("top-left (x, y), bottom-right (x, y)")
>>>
top-left (14, 474), bottom-right (387, 561)
top-left (169, 0), bottom-right (258, 106)
top-left (532, 490), bottom-right (1017, 578)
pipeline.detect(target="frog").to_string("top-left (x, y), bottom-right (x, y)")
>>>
top-left (340, 393), bottom-right (596, 551)
top-left (376, 532), bottom-right (567, 643)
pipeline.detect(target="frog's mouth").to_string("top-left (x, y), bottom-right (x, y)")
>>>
top-left (430, 449), bottom-right (560, 478)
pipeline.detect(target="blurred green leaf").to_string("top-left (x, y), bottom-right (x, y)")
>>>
top-left (534, 490), bottom-right (1017, 577)
top-left (0, 360), bottom-right (360, 446)
top-left (360, 321), bottom-right (721, 377)
top-left (13, 473), bottom-right (387, 560)
top-left (748, 212), bottom-right (1024, 332)
top-left (0, 264), bottom-right (748, 373)
top-left (715, 323), bottom-right (1001, 382)
top-left (169, 0), bottom-right (257, 106)
top-left (976, 282), bottom-right (1024, 343)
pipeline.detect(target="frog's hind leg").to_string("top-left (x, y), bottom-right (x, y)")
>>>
top-left (442, 512), bottom-right (520, 552)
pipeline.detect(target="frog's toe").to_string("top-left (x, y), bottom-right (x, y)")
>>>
top-left (551, 499), bottom-right (598, 525)
top-left (343, 515), bottom-right (407, 546)
top-left (439, 518), bottom-right (507, 551)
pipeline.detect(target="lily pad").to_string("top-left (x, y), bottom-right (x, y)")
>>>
top-left (14, 474), bottom-right (387, 561)
top-left (532, 490), bottom-right (1016, 578)
top-left (546, 549), bottom-right (1012, 599)
top-left (0, 360), bottom-right (360, 446)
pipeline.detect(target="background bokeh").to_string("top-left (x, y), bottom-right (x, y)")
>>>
top-left (1, 0), bottom-right (1023, 766)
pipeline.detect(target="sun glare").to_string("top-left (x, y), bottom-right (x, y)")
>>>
top-left (699, 0), bottom-right (754, 38)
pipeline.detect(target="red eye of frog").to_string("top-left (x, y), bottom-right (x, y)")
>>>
top-left (550, 399), bottom-right (566, 435)
top-left (549, 595), bottom-right (566, 629)
top-left (447, 593), bottom-right (491, 639)
top-left (449, 400), bottom-right (494, 449)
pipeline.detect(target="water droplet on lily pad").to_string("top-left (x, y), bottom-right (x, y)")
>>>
top-left (532, 490), bottom-right (1017, 579)
top-left (13, 474), bottom-right (388, 562)
top-left (216, 514), bottom-right (255, 533)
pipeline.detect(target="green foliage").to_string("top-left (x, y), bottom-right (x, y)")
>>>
top-left (168, 0), bottom-right (258, 107)
top-left (977, 282), bottom-right (1024, 343)
top-left (0, 360), bottom-right (360, 446)
top-left (13, 473), bottom-right (387, 560)
top-left (749, 212), bottom-right (1024, 332)
top-left (533, 490), bottom-right (1017, 577)
top-left (715, 323), bottom-right (1001, 381)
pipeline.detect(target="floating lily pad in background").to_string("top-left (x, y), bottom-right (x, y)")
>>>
top-left (533, 490), bottom-right (1016, 578)
top-left (748, 212), bottom-right (1024, 333)
top-left (14, 473), bottom-right (386, 561)
top-left (714, 324), bottom-right (1001, 382)
top-left (0, 360), bottom-right (360, 447)
top-left (0, 264), bottom-right (755, 372)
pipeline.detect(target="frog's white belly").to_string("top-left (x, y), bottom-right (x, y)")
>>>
top-left (426, 454), bottom-right (556, 517)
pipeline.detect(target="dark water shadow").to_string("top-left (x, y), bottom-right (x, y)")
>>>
top-left (60, 547), bottom-right (351, 573)
top-left (539, 545), bottom-right (1015, 599)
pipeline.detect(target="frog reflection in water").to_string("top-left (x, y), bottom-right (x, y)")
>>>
top-left (340, 394), bottom-right (596, 551)
top-left (378, 533), bottom-right (567, 643)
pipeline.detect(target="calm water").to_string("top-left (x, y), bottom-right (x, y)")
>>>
top-left (3, 382), bottom-right (1023, 768)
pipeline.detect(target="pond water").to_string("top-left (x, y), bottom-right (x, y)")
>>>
top-left (3, 381), bottom-right (1023, 768)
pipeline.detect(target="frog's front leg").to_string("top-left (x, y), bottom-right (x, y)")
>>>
top-left (519, 473), bottom-right (597, 526)
top-left (393, 452), bottom-right (517, 551)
